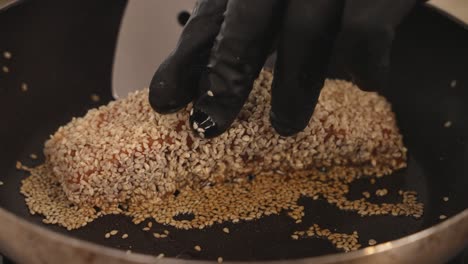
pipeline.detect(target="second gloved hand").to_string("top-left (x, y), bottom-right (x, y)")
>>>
top-left (149, 0), bottom-right (420, 138)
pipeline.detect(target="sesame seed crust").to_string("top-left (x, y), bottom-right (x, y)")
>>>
top-left (41, 70), bottom-right (407, 209)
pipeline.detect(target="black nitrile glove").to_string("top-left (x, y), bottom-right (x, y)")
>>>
top-left (149, 0), bottom-right (420, 138)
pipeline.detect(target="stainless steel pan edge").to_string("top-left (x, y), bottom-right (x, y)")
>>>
top-left (0, 1), bottom-right (467, 263)
top-left (0, 207), bottom-right (467, 264)
top-left (0, 0), bottom-right (22, 12)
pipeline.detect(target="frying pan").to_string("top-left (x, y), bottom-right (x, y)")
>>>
top-left (0, 0), bottom-right (467, 263)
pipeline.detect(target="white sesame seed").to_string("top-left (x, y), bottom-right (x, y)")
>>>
top-left (443, 197), bottom-right (449, 202)
top-left (450, 80), bottom-right (457, 88)
top-left (444, 121), bottom-right (452, 128)
top-left (439, 215), bottom-right (447, 220)
top-left (207, 90), bottom-right (214, 97)
top-left (368, 239), bottom-right (377, 246)
top-left (2, 66), bottom-right (9, 73)
top-left (90, 94), bottom-right (100, 102)
top-left (21, 83), bottom-right (28, 92)
top-left (194, 245), bottom-right (202, 251)
top-left (0, 181), bottom-right (4, 186)
top-left (217, 257), bottom-right (223, 263)
top-left (375, 189), bottom-right (388, 197)
top-left (3, 51), bottom-right (12, 59)
top-left (193, 122), bottom-right (198, 129)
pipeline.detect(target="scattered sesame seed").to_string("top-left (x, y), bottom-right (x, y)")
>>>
top-left (121, 234), bottom-right (128, 239)
top-left (194, 245), bottom-right (202, 252)
top-left (21, 83), bottom-right (28, 92)
top-left (109, 230), bottom-right (118, 235)
top-left (217, 257), bottom-right (223, 263)
top-left (0, 181), bottom-right (4, 186)
top-left (18, 70), bottom-right (422, 255)
top-left (193, 122), bottom-right (198, 129)
top-left (439, 215), bottom-right (447, 220)
top-left (30, 153), bottom-right (38, 160)
top-left (3, 51), bottom-right (12, 59)
top-left (163, 229), bottom-right (169, 235)
top-left (15, 161), bottom-right (22, 170)
top-left (207, 90), bottom-right (214, 97)
top-left (222, 227), bottom-right (230, 234)
top-left (126, 250), bottom-right (132, 254)
top-left (153, 233), bottom-right (161, 238)
top-left (105, 233), bottom-right (110, 238)
top-left (2, 66), bottom-right (9, 73)
top-left (450, 80), bottom-right (457, 88)
top-left (375, 189), bottom-right (388, 197)
top-left (90, 94), bottom-right (100, 102)
top-left (370, 179), bottom-right (376, 184)
top-left (291, 234), bottom-right (299, 240)
top-left (156, 253), bottom-right (164, 259)
top-left (142, 227), bottom-right (150, 231)
top-left (362, 191), bottom-right (371, 198)
top-left (444, 121), bottom-right (452, 128)
top-left (190, 108), bottom-right (194, 116)
top-left (147, 221), bottom-right (153, 228)
top-left (368, 239), bottom-right (377, 246)
top-left (443, 197), bottom-right (449, 202)
top-left (293, 224), bottom-right (361, 252)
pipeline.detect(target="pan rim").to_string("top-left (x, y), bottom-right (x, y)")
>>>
top-left (0, 206), bottom-right (467, 263)
top-left (0, 0), bottom-right (467, 262)
top-left (0, 0), bottom-right (23, 13)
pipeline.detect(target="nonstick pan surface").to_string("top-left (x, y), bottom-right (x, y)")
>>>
top-left (0, 0), bottom-right (467, 262)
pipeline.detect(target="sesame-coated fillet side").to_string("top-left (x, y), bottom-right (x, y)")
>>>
top-left (44, 70), bottom-right (406, 208)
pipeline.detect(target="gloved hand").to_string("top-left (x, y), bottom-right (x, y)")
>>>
top-left (149, 0), bottom-right (420, 138)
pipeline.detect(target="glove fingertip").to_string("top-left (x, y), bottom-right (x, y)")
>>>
top-left (269, 111), bottom-right (307, 137)
top-left (189, 108), bottom-right (222, 139)
top-left (189, 86), bottom-right (245, 139)
top-left (149, 65), bottom-right (193, 114)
